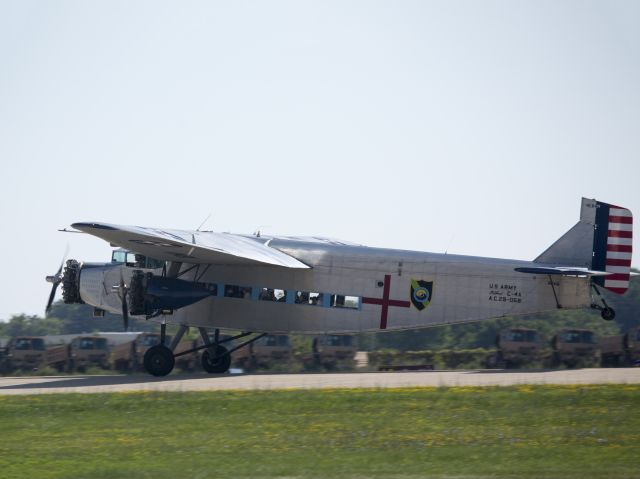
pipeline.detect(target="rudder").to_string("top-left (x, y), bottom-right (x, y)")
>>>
top-left (592, 201), bottom-right (633, 294)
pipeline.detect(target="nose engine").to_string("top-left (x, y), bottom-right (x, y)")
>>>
top-left (61, 260), bottom-right (83, 305)
top-left (47, 256), bottom-right (216, 325)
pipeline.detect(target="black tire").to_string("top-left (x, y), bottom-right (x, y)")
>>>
top-left (202, 345), bottom-right (231, 374)
top-left (144, 345), bottom-right (175, 377)
top-left (601, 307), bottom-right (615, 321)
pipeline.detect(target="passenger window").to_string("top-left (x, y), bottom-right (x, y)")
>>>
top-left (259, 288), bottom-right (286, 302)
top-left (296, 291), bottom-right (324, 306)
top-left (224, 285), bottom-right (252, 299)
top-left (330, 295), bottom-right (360, 309)
top-left (331, 295), bottom-right (345, 307)
top-left (145, 257), bottom-right (165, 269)
top-left (295, 291), bottom-right (310, 304)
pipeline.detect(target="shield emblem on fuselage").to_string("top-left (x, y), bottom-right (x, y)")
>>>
top-left (410, 279), bottom-right (433, 311)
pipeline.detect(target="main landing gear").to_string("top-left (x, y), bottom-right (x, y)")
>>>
top-left (590, 284), bottom-right (616, 321)
top-left (142, 324), bottom-right (266, 377)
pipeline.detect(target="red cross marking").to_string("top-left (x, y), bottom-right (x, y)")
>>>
top-left (362, 274), bottom-right (410, 329)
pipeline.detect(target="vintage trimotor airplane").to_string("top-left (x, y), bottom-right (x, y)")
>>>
top-left (45, 197), bottom-right (633, 376)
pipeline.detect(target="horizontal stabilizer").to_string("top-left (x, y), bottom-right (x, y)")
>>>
top-left (515, 266), bottom-right (611, 277)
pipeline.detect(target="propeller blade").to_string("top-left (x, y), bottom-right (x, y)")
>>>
top-left (45, 282), bottom-right (60, 315)
top-left (45, 245), bottom-right (69, 316)
top-left (56, 244), bottom-right (70, 276)
top-left (119, 270), bottom-right (129, 331)
top-left (122, 293), bottom-right (129, 332)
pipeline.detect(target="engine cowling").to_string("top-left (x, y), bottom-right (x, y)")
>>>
top-left (128, 271), bottom-right (217, 316)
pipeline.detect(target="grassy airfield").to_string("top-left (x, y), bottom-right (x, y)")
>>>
top-left (0, 385), bottom-right (638, 478)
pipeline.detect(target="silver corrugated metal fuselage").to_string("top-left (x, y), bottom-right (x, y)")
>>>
top-left (165, 239), bottom-right (591, 333)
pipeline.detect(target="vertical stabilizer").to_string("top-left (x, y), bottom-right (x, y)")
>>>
top-left (535, 198), bottom-right (633, 294)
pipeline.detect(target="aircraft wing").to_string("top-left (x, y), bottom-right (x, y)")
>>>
top-left (71, 222), bottom-right (310, 268)
top-left (514, 266), bottom-right (610, 277)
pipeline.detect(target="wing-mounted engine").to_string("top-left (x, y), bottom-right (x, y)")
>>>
top-left (128, 270), bottom-right (218, 317)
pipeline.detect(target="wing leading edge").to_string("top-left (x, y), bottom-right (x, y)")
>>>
top-left (71, 222), bottom-right (310, 269)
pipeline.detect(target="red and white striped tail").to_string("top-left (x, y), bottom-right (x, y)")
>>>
top-left (595, 202), bottom-right (633, 294)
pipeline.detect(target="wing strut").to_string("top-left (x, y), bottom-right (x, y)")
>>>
top-left (548, 275), bottom-right (562, 309)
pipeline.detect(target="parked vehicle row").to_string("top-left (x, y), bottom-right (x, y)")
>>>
top-left (0, 332), bottom-right (358, 374)
top-left (2, 326), bottom-right (637, 374)
top-left (488, 327), bottom-right (640, 368)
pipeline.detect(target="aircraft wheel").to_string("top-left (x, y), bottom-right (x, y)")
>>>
top-left (601, 307), bottom-right (615, 321)
top-left (202, 346), bottom-right (231, 374)
top-left (144, 345), bottom-right (175, 377)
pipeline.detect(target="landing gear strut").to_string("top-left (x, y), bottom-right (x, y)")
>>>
top-left (143, 323), bottom-right (174, 377)
top-left (590, 284), bottom-right (616, 321)
top-left (141, 324), bottom-right (267, 377)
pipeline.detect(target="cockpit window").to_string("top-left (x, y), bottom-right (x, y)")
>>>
top-left (111, 249), bottom-right (164, 269)
top-left (112, 250), bottom-right (126, 263)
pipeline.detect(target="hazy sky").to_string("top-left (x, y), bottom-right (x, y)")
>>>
top-left (0, 0), bottom-right (638, 320)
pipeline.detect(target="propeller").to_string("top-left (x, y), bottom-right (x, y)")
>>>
top-left (44, 246), bottom-right (69, 315)
top-left (118, 270), bottom-right (129, 332)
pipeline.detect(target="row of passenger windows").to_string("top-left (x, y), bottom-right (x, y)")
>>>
top-left (213, 284), bottom-right (360, 310)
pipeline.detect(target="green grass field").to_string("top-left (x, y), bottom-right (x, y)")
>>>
top-left (0, 385), bottom-right (638, 478)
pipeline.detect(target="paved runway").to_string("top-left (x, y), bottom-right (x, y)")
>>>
top-left (0, 368), bottom-right (639, 395)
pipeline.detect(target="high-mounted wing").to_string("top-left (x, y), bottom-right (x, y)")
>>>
top-left (72, 222), bottom-right (310, 268)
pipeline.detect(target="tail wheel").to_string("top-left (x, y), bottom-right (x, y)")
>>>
top-left (601, 307), bottom-right (616, 321)
top-left (202, 345), bottom-right (231, 374)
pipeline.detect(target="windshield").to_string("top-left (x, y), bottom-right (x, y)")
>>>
top-left (79, 338), bottom-right (108, 350)
top-left (112, 250), bottom-right (126, 263)
top-left (257, 335), bottom-right (290, 347)
top-left (138, 335), bottom-right (169, 347)
top-left (561, 331), bottom-right (595, 344)
top-left (506, 330), bottom-right (538, 342)
top-left (324, 335), bottom-right (353, 347)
